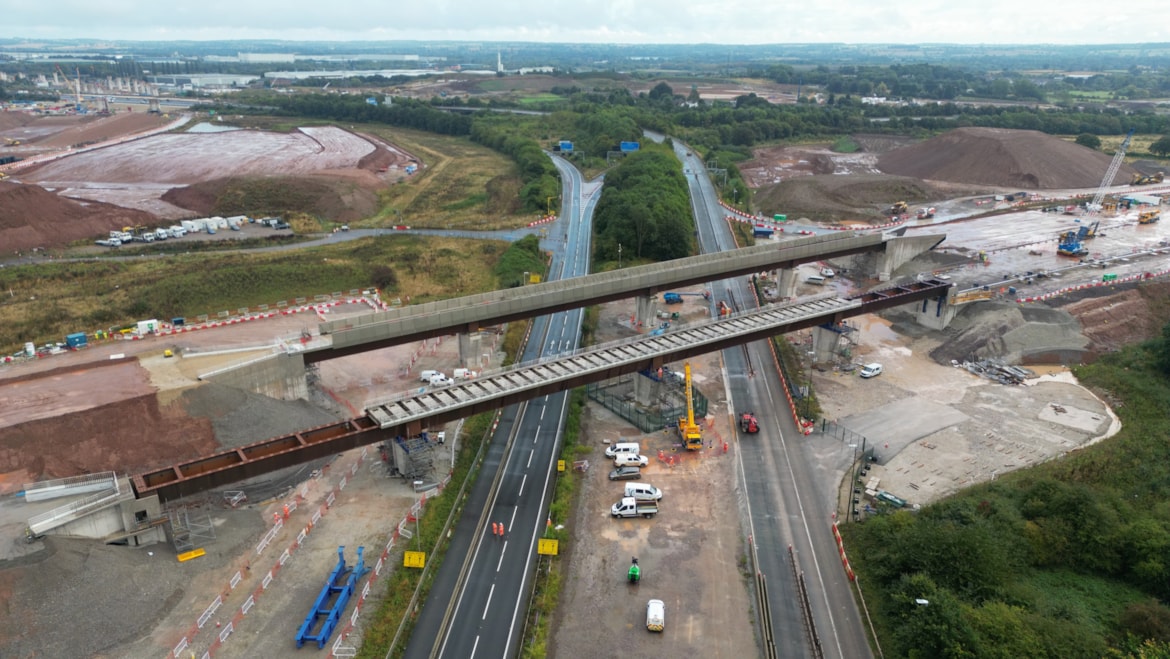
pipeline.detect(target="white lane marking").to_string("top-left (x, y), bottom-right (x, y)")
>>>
top-left (497, 543), bottom-right (507, 572)
top-left (482, 584), bottom-right (495, 620)
top-left (517, 474), bottom-right (527, 498)
top-left (527, 450), bottom-right (534, 469)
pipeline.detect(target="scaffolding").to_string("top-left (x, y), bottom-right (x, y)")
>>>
top-left (166, 505), bottom-right (216, 553)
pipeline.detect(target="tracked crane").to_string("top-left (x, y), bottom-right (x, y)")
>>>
top-left (1087, 129), bottom-right (1134, 214)
top-left (678, 362), bottom-right (704, 451)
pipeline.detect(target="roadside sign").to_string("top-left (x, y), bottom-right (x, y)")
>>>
top-left (404, 551), bottom-right (426, 568)
top-left (557, 459), bottom-right (566, 472)
top-left (538, 538), bottom-right (559, 556)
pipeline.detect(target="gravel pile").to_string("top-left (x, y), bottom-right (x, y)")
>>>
top-left (1, 508), bottom-right (263, 659)
top-left (922, 301), bottom-right (1090, 364)
top-left (180, 383), bottom-right (342, 449)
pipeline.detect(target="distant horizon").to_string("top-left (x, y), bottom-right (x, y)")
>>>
top-left (3, 0), bottom-right (1168, 47)
top-left (3, 37), bottom-right (1170, 49)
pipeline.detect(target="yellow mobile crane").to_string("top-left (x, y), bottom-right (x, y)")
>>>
top-left (678, 362), bottom-right (704, 451)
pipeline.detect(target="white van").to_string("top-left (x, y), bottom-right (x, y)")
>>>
top-left (419, 370), bottom-right (443, 382)
top-left (605, 442), bottom-right (641, 459)
top-left (805, 275), bottom-right (827, 285)
top-left (453, 368), bottom-right (477, 380)
top-left (429, 374), bottom-right (453, 387)
top-left (646, 599), bottom-right (665, 632)
top-left (624, 482), bottom-right (662, 501)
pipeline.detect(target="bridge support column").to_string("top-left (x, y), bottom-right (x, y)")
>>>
top-left (635, 295), bottom-right (657, 332)
top-left (913, 295), bottom-right (959, 331)
top-left (777, 268), bottom-right (799, 299)
top-left (634, 372), bottom-right (658, 407)
top-left (811, 325), bottom-right (843, 363)
top-left (458, 332), bottom-right (483, 368)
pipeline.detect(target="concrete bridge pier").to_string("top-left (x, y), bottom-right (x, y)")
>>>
top-left (878, 234), bottom-right (947, 281)
top-left (811, 324), bottom-right (844, 363)
top-left (634, 373), bottom-right (659, 407)
top-left (777, 268), bottom-right (799, 299)
top-left (635, 294), bottom-right (657, 332)
top-left (458, 331), bottom-right (483, 368)
top-left (913, 294), bottom-right (960, 330)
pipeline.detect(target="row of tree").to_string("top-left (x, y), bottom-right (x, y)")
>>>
top-left (592, 147), bottom-right (694, 263)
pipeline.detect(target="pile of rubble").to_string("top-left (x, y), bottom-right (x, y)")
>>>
top-left (952, 359), bottom-right (1035, 385)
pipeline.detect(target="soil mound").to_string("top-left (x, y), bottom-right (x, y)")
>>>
top-left (754, 173), bottom-right (939, 221)
top-left (924, 300), bottom-right (1091, 365)
top-left (0, 181), bottom-right (156, 252)
top-left (878, 127), bottom-right (1137, 190)
top-left (162, 175), bottom-right (378, 222)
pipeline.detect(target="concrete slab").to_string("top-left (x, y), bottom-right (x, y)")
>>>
top-left (839, 396), bottom-right (969, 461)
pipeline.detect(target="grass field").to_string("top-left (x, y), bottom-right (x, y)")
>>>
top-left (356, 125), bottom-right (539, 231)
top-left (0, 235), bottom-right (507, 354)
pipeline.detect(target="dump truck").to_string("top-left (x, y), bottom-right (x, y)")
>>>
top-left (611, 497), bottom-right (658, 518)
top-left (739, 412), bottom-right (759, 434)
top-left (889, 201), bottom-right (908, 216)
top-left (678, 363), bottom-right (704, 451)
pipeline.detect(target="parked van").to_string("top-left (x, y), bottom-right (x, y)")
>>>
top-left (805, 275), bottom-right (826, 286)
top-left (605, 442), bottom-right (641, 459)
top-left (419, 370), bottom-right (442, 382)
top-left (646, 599), bottom-right (665, 632)
top-left (429, 374), bottom-right (453, 387)
top-left (453, 368), bottom-right (477, 380)
top-left (624, 482), bottom-right (662, 501)
top-left (614, 453), bottom-right (649, 468)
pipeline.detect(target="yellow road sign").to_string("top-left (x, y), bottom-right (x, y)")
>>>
top-left (538, 538), bottom-right (559, 556)
top-left (557, 459), bottom-right (565, 472)
top-left (404, 550), bottom-right (426, 568)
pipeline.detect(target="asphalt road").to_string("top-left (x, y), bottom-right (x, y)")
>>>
top-left (677, 145), bottom-right (873, 659)
top-left (405, 155), bottom-right (595, 658)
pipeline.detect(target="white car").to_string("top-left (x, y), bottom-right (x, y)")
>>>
top-left (429, 374), bottom-right (453, 387)
top-left (859, 363), bottom-right (883, 378)
top-left (820, 267), bottom-right (835, 277)
top-left (614, 453), bottom-right (649, 468)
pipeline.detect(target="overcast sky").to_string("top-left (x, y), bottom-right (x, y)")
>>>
top-left (2, 0), bottom-right (1167, 45)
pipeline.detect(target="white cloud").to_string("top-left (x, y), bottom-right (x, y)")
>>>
top-left (0, 0), bottom-right (1167, 44)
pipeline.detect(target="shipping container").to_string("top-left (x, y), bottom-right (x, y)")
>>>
top-left (65, 332), bottom-right (88, 349)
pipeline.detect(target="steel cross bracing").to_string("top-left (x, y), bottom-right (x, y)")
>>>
top-left (365, 293), bottom-right (857, 429)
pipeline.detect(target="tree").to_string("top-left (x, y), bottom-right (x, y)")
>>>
top-left (1150, 135), bottom-right (1170, 158)
top-left (1156, 321), bottom-right (1170, 376)
top-left (647, 82), bottom-right (674, 102)
top-left (1076, 133), bottom-right (1102, 150)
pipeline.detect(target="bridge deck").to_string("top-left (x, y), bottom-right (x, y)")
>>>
top-left (132, 280), bottom-right (950, 502)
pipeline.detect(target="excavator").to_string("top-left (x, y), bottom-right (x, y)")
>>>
top-left (678, 363), bottom-right (704, 451)
top-left (889, 201), bottom-right (908, 216)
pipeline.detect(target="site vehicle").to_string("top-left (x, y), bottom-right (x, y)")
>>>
top-left (608, 466), bottom-right (642, 481)
top-left (889, 201), bottom-right (908, 215)
top-left (916, 207), bottom-right (936, 219)
top-left (1139, 210), bottom-right (1160, 224)
top-left (860, 363), bottom-right (883, 378)
top-left (646, 599), bottom-right (665, 632)
top-left (419, 370), bottom-right (443, 382)
top-left (611, 497), bottom-right (658, 518)
top-left (1057, 230), bottom-right (1089, 257)
top-left (429, 374), bottom-right (453, 387)
top-left (623, 482), bottom-right (663, 501)
top-left (614, 453), bottom-right (649, 468)
top-left (678, 362), bottom-right (704, 451)
top-left (605, 442), bottom-right (641, 459)
top-left (739, 412), bottom-right (759, 434)
top-left (628, 558), bottom-right (641, 584)
top-left (662, 292), bottom-right (683, 304)
top-left (1131, 172), bottom-right (1164, 185)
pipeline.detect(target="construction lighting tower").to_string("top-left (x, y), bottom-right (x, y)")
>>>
top-left (1087, 129), bottom-right (1134, 213)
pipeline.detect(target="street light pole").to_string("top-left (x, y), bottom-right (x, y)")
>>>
top-left (618, 243), bottom-right (622, 269)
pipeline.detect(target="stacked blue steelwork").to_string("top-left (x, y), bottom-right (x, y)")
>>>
top-left (294, 545), bottom-right (368, 649)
